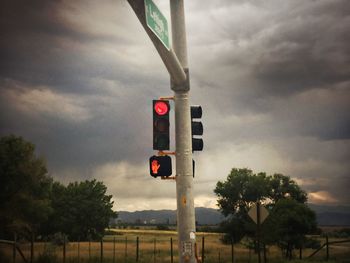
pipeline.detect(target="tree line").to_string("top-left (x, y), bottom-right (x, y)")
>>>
top-left (0, 135), bottom-right (117, 241)
top-left (1, 134), bottom-right (319, 259)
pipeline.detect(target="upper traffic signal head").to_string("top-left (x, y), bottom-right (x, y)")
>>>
top-left (153, 100), bottom-right (170, 150)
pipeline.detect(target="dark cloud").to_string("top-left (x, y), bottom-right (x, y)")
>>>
top-left (1, 0), bottom-right (349, 209)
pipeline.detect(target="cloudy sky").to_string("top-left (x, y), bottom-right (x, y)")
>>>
top-left (1, 0), bottom-right (349, 211)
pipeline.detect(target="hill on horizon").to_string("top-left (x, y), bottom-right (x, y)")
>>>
top-left (116, 204), bottom-right (350, 226)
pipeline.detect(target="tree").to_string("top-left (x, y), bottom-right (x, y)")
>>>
top-left (262, 199), bottom-right (317, 259)
top-left (269, 173), bottom-right (307, 204)
top-left (43, 179), bottom-right (117, 240)
top-left (214, 169), bottom-right (271, 218)
top-left (214, 167), bottom-right (314, 257)
top-left (0, 135), bottom-right (53, 238)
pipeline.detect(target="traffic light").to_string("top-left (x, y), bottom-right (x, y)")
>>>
top-left (153, 100), bottom-right (170, 150)
top-left (191, 105), bottom-right (203, 151)
top-left (149, 155), bottom-right (172, 177)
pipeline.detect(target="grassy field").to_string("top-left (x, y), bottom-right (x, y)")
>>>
top-left (1, 229), bottom-right (350, 263)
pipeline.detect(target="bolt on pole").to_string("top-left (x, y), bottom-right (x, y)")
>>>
top-left (170, 1), bottom-right (197, 263)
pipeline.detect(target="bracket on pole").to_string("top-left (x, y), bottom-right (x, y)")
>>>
top-left (161, 176), bottom-right (176, 180)
top-left (159, 96), bottom-right (174, 101)
top-left (158, 151), bottom-right (176, 156)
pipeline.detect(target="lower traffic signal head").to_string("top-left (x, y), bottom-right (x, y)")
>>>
top-left (149, 155), bottom-right (172, 177)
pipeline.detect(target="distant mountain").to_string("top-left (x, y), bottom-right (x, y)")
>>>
top-left (117, 207), bottom-right (224, 225)
top-left (308, 203), bottom-right (350, 214)
top-left (116, 204), bottom-right (350, 226)
top-left (309, 204), bottom-right (350, 226)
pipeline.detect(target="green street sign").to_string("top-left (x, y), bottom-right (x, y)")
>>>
top-left (145, 0), bottom-right (170, 50)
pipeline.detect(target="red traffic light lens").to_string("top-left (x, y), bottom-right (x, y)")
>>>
top-left (154, 101), bottom-right (169, 115)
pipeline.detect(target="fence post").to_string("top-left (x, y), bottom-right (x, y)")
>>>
top-left (326, 235), bottom-right (329, 261)
top-left (170, 237), bottom-right (173, 263)
top-left (299, 244), bottom-right (302, 260)
top-left (100, 238), bottom-right (103, 263)
top-left (78, 237), bottom-right (80, 263)
top-left (124, 236), bottom-right (128, 263)
top-left (30, 232), bottom-right (34, 263)
top-left (202, 236), bottom-right (205, 263)
top-left (63, 235), bottom-right (66, 263)
top-left (89, 239), bottom-right (91, 260)
top-left (12, 232), bottom-right (16, 263)
top-left (231, 239), bottom-right (234, 263)
top-left (113, 237), bottom-right (116, 263)
top-left (263, 244), bottom-right (267, 263)
top-left (136, 236), bottom-right (139, 262)
top-left (153, 237), bottom-right (156, 263)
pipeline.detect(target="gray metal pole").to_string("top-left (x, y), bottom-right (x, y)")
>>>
top-left (170, 1), bottom-right (196, 263)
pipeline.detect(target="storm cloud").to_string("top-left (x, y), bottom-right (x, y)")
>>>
top-left (1, 0), bottom-right (349, 210)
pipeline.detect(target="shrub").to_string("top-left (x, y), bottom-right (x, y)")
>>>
top-left (49, 232), bottom-right (68, 246)
top-left (35, 247), bottom-right (59, 263)
top-left (156, 225), bottom-right (170, 231)
top-left (0, 250), bottom-right (11, 263)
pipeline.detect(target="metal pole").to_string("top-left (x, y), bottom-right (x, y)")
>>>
top-left (30, 233), bottom-right (34, 263)
top-left (153, 237), bottom-right (156, 263)
top-left (326, 235), bottom-right (329, 261)
top-left (201, 236), bottom-right (205, 263)
top-left (231, 239), bottom-right (234, 263)
top-left (171, 237), bottom-right (174, 263)
top-left (257, 202), bottom-right (261, 263)
top-left (13, 232), bottom-right (16, 263)
top-left (124, 236), bottom-right (127, 263)
top-left (63, 235), bottom-right (66, 263)
top-left (89, 239), bottom-right (91, 260)
top-left (170, 1), bottom-right (196, 262)
top-left (100, 239), bottom-right (103, 263)
top-left (136, 236), bottom-right (139, 262)
top-left (113, 237), bottom-right (116, 263)
top-left (78, 237), bottom-right (80, 263)
top-left (126, 0), bottom-right (186, 85)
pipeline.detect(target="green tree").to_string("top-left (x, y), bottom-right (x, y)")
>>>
top-left (214, 169), bottom-right (271, 218)
top-left (0, 135), bottom-right (53, 237)
top-left (262, 199), bottom-right (317, 259)
top-left (269, 173), bottom-right (307, 204)
top-left (214, 168), bottom-right (313, 254)
top-left (43, 179), bottom-right (117, 240)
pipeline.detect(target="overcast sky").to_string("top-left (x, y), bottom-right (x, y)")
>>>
top-left (1, 0), bottom-right (349, 211)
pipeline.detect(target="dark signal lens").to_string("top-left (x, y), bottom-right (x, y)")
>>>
top-left (155, 135), bottom-right (169, 149)
top-left (155, 119), bottom-right (169, 132)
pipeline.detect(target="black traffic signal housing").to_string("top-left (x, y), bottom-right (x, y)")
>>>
top-left (153, 100), bottom-right (170, 150)
top-left (191, 105), bottom-right (203, 151)
top-left (149, 155), bottom-right (172, 177)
